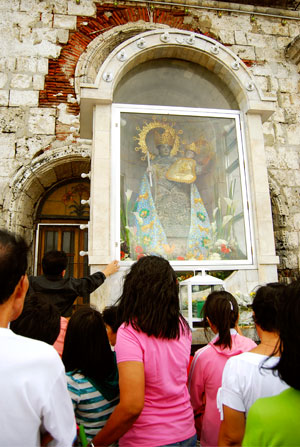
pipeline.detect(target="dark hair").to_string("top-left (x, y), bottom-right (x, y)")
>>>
top-left (116, 255), bottom-right (189, 339)
top-left (62, 306), bottom-right (115, 382)
top-left (42, 250), bottom-right (68, 276)
top-left (274, 281), bottom-right (300, 390)
top-left (102, 306), bottom-right (120, 334)
top-left (252, 284), bottom-right (285, 332)
top-left (10, 293), bottom-right (60, 345)
top-left (0, 229), bottom-right (28, 305)
top-left (203, 291), bottom-right (239, 349)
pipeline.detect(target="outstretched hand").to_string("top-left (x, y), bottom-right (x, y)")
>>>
top-left (103, 260), bottom-right (120, 278)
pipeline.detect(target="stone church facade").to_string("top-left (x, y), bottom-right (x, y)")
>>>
top-left (0, 0), bottom-right (299, 307)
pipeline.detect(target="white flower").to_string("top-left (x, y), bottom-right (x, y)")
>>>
top-left (222, 215), bottom-right (233, 227)
top-left (125, 189), bottom-right (133, 201)
top-left (223, 197), bottom-right (234, 208)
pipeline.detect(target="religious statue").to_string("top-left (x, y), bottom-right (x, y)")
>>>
top-left (131, 119), bottom-right (212, 260)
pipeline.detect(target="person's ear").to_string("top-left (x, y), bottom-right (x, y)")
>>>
top-left (10, 275), bottom-right (29, 321)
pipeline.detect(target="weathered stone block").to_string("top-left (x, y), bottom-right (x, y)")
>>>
top-left (10, 74), bottom-right (32, 89)
top-left (279, 78), bottom-right (298, 94)
top-left (286, 124), bottom-right (300, 146)
top-left (0, 90), bottom-right (9, 106)
top-left (20, 0), bottom-right (51, 13)
top-left (231, 45), bottom-right (256, 61)
top-left (9, 90), bottom-right (39, 106)
top-left (37, 58), bottom-right (48, 74)
top-left (33, 74), bottom-right (45, 90)
top-left (218, 30), bottom-right (235, 45)
top-left (0, 133), bottom-right (15, 158)
top-left (54, 14), bottom-right (77, 30)
top-left (53, 0), bottom-right (68, 15)
top-left (247, 33), bottom-right (276, 49)
top-left (234, 30), bottom-right (247, 45)
top-left (28, 108), bottom-right (56, 135)
top-left (0, 108), bottom-right (25, 133)
top-left (16, 57), bottom-right (37, 73)
top-left (67, 0), bottom-right (96, 17)
top-left (57, 29), bottom-right (69, 44)
top-left (0, 73), bottom-right (8, 89)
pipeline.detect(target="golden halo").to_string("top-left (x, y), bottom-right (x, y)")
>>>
top-left (134, 119), bottom-right (181, 160)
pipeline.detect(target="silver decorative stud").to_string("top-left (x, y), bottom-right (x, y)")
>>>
top-left (231, 60), bottom-right (240, 70)
top-left (160, 32), bottom-right (170, 43)
top-left (185, 34), bottom-right (195, 45)
top-left (246, 82), bottom-right (255, 91)
top-left (102, 72), bottom-right (113, 82)
top-left (117, 50), bottom-right (127, 61)
top-left (137, 38), bottom-right (146, 49)
top-left (210, 45), bottom-right (219, 54)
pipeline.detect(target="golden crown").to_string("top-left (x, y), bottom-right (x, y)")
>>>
top-left (134, 118), bottom-right (182, 160)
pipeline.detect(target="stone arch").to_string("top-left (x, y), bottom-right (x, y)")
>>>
top-left (80, 28), bottom-right (276, 138)
top-left (4, 145), bottom-right (91, 244)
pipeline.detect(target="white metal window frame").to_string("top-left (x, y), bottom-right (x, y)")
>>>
top-left (111, 103), bottom-right (255, 271)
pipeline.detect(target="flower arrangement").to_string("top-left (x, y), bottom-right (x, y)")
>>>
top-left (207, 180), bottom-right (242, 260)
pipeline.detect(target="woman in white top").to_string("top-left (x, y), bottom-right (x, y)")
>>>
top-left (217, 284), bottom-right (289, 446)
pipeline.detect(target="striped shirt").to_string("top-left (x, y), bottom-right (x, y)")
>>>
top-left (66, 371), bottom-right (119, 441)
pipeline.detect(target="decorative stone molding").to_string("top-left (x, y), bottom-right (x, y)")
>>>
top-left (80, 28), bottom-right (276, 139)
top-left (4, 144), bottom-right (91, 232)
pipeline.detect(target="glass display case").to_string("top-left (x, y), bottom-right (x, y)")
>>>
top-left (179, 272), bottom-right (225, 329)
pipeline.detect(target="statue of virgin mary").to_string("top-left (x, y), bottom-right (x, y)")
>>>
top-left (132, 121), bottom-right (211, 261)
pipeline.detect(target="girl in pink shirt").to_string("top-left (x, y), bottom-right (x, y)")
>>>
top-left (188, 291), bottom-right (256, 447)
top-left (92, 255), bottom-right (196, 447)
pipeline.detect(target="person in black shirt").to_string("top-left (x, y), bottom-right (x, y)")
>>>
top-left (28, 250), bottom-right (119, 317)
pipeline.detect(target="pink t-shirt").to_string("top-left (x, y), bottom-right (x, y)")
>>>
top-left (115, 322), bottom-right (196, 447)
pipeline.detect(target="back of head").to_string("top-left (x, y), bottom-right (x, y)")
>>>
top-left (276, 280), bottom-right (300, 390)
top-left (252, 283), bottom-right (285, 332)
top-left (62, 306), bottom-right (114, 382)
top-left (203, 290), bottom-right (239, 349)
top-left (117, 255), bottom-right (189, 339)
top-left (42, 250), bottom-right (67, 276)
top-left (102, 305), bottom-right (119, 334)
top-left (10, 293), bottom-right (60, 345)
top-left (0, 229), bottom-right (28, 305)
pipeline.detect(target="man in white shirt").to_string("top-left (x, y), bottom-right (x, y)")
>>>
top-left (0, 229), bottom-right (76, 447)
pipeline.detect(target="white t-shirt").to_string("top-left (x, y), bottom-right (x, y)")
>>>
top-left (0, 328), bottom-right (76, 446)
top-left (217, 351), bottom-right (289, 419)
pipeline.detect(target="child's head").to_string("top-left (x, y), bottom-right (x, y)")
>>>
top-left (62, 306), bottom-right (115, 382)
top-left (252, 284), bottom-right (285, 333)
top-left (202, 290), bottom-right (239, 349)
top-left (10, 293), bottom-right (60, 345)
top-left (102, 306), bottom-right (119, 346)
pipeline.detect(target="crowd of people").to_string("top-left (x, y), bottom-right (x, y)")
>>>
top-left (0, 227), bottom-right (300, 446)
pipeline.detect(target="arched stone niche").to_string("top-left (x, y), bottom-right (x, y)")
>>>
top-left (4, 145), bottom-right (91, 271)
top-left (79, 27), bottom-right (279, 302)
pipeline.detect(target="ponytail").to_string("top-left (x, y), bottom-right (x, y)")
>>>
top-left (203, 291), bottom-right (239, 349)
